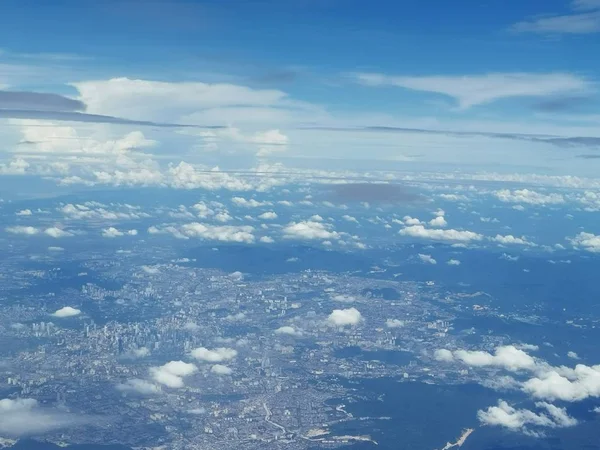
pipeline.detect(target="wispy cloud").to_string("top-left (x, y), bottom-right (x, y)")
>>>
top-left (353, 72), bottom-right (592, 109)
top-left (512, 0), bottom-right (600, 34)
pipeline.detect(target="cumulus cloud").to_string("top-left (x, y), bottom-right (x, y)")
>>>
top-left (0, 398), bottom-right (91, 437)
top-left (44, 227), bottom-right (73, 238)
top-left (400, 225), bottom-right (483, 243)
top-left (151, 222), bottom-right (255, 243)
top-left (342, 215), bottom-right (359, 224)
top-left (492, 234), bottom-right (534, 246)
top-left (328, 307), bottom-right (362, 326)
top-left (478, 400), bottom-right (577, 435)
top-left (568, 351), bottom-right (580, 360)
top-left (418, 253), bottom-right (437, 265)
top-left (452, 345), bottom-right (537, 372)
top-left (259, 236), bottom-right (275, 243)
top-left (101, 227), bottom-right (137, 238)
top-left (494, 189), bottom-right (565, 206)
top-left (15, 209), bottom-right (32, 216)
top-left (434, 349), bottom-right (455, 362)
top-left (258, 211), bottom-right (278, 220)
top-left (6, 225), bottom-right (39, 235)
top-left (231, 197), bottom-right (271, 208)
top-left (447, 259), bottom-right (461, 266)
top-left (211, 364), bottom-right (233, 375)
top-left (522, 364), bottom-right (600, 402)
top-left (385, 319), bottom-right (405, 328)
top-left (402, 216), bottom-right (422, 225)
top-left (150, 361), bottom-right (198, 388)
top-left (282, 220), bottom-right (340, 241)
top-left (191, 347), bottom-right (238, 362)
top-left (52, 306), bottom-right (81, 318)
top-left (429, 216), bottom-right (447, 227)
top-left (274, 326), bottom-right (303, 336)
top-left (116, 378), bottom-right (161, 395)
top-left (569, 231), bottom-right (600, 253)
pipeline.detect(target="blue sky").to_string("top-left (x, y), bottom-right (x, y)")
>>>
top-left (1, 0), bottom-right (600, 182)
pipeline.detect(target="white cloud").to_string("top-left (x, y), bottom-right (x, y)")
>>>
top-left (211, 364), bottom-right (233, 375)
top-left (191, 347), bottom-right (238, 362)
top-left (568, 351), bottom-right (580, 360)
top-left (354, 72), bottom-right (591, 109)
top-left (232, 197), bottom-right (271, 208)
top-left (328, 307), bottom-right (362, 326)
top-left (402, 216), bottom-right (422, 225)
top-left (6, 225), bottom-right (39, 235)
top-left (494, 189), bottom-right (565, 206)
top-left (522, 364), bottom-right (600, 402)
top-left (434, 349), bottom-right (455, 362)
top-left (15, 209), bottom-right (32, 216)
top-left (418, 253), bottom-right (437, 265)
top-left (385, 319), bottom-right (405, 328)
top-left (259, 236), bottom-right (275, 243)
top-left (258, 211), bottom-right (278, 220)
top-left (492, 234), bottom-right (534, 246)
top-left (477, 400), bottom-right (577, 434)
top-left (501, 253), bottom-right (520, 262)
top-left (44, 227), bottom-right (73, 238)
top-left (447, 259), bottom-right (461, 266)
top-left (150, 361), bottom-right (198, 388)
top-left (179, 223), bottom-right (255, 243)
top-left (429, 216), bottom-right (447, 227)
top-left (274, 326), bottom-right (303, 336)
top-left (52, 306), bottom-right (81, 318)
top-left (342, 215), bottom-right (359, 224)
top-left (214, 211), bottom-right (232, 223)
top-left (282, 220), bottom-right (340, 241)
top-left (101, 227), bottom-right (137, 238)
top-left (569, 232), bottom-right (600, 253)
top-left (452, 345), bottom-right (537, 372)
top-left (400, 225), bottom-right (483, 243)
top-left (512, 1), bottom-right (600, 34)
top-left (128, 347), bottom-right (150, 358)
top-left (116, 379), bottom-right (161, 395)
top-left (0, 398), bottom-right (90, 437)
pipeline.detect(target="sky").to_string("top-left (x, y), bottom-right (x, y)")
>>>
top-left (1, 0), bottom-right (600, 184)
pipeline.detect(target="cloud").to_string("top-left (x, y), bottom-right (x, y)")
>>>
top-left (15, 209), bottom-right (32, 216)
top-left (477, 400), bottom-right (577, 434)
top-left (342, 214), bottom-right (359, 224)
top-left (282, 220), bottom-right (340, 241)
top-left (522, 364), bottom-right (600, 402)
top-left (0, 90), bottom-right (85, 111)
top-left (434, 349), bottom-right (455, 362)
top-left (494, 189), bottom-right (565, 206)
top-left (150, 361), bottom-right (198, 388)
top-left (354, 72), bottom-right (591, 109)
top-left (402, 216), bottom-right (422, 226)
top-left (116, 379), bottom-right (161, 395)
top-left (418, 253), bottom-right (437, 265)
top-left (52, 306), bottom-right (81, 318)
top-left (447, 259), bottom-right (461, 266)
top-left (492, 234), bottom-right (534, 246)
top-left (429, 216), bottom-right (447, 227)
top-left (231, 197), bottom-right (271, 208)
top-left (512, 1), bottom-right (600, 34)
top-left (274, 326), bottom-right (303, 336)
top-left (191, 347), bottom-right (238, 362)
top-left (258, 211), bottom-right (278, 220)
top-left (44, 227), bottom-right (73, 238)
top-left (399, 225), bottom-right (483, 243)
top-left (211, 364), bottom-right (233, 375)
top-left (102, 227), bottom-right (137, 238)
top-left (452, 345), bottom-right (538, 372)
top-left (328, 307), bottom-right (362, 326)
top-left (260, 236), bottom-right (275, 243)
top-left (385, 319), bottom-right (405, 328)
top-left (569, 231), bottom-right (600, 252)
top-left (0, 398), bottom-right (92, 437)
top-left (568, 351), bottom-right (580, 360)
top-left (177, 223), bottom-right (255, 243)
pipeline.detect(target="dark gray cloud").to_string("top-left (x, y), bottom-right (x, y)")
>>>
top-left (0, 90), bottom-right (85, 112)
top-left (325, 183), bottom-right (423, 204)
top-left (0, 109), bottom-right (224, 129)
top-left (300, 125), bottom-right (600, 149)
